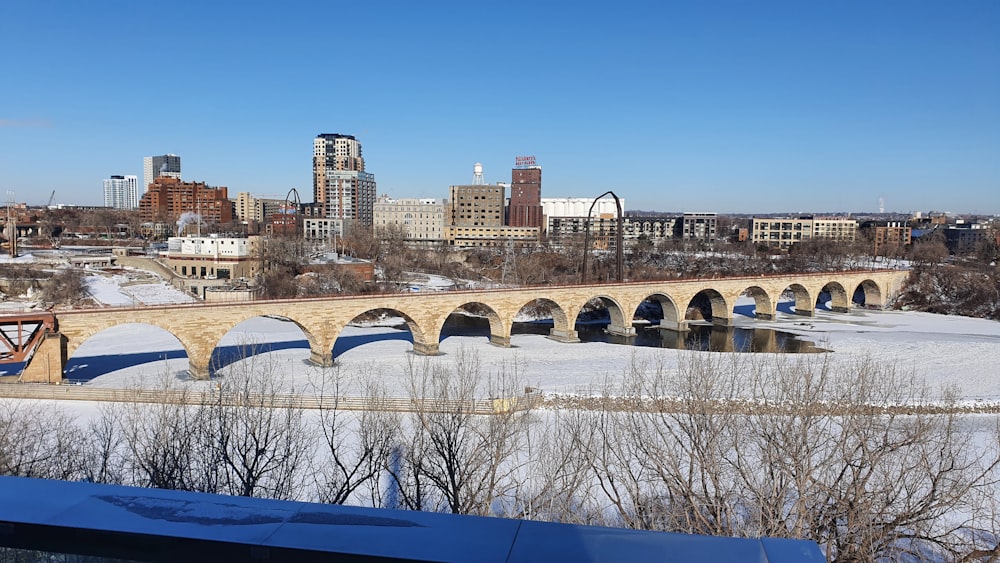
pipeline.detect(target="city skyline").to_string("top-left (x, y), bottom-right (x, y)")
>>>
top-left (1, 2), bottom-right (997, 214)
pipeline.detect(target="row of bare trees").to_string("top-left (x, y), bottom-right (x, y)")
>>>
top-left (2, 350), bottom-right (999, 561)
top-left (568, 354), bottom-right (1000, 561)
top-left (0, 264), bottom-right (88, 305)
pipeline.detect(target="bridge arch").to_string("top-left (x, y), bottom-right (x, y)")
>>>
top-left (513, 298), bottom-right (577, 343)
top-left (330, 307), bottom-right (426, 361)
top-left (208, 315), bottom-right (315, 375)
top-left (636, 292), bottom-right (684, 331)
top-left (66, 322), bottom-right (194, 381)
top-left (817, 281), bottom-right (851, 313)
top-left (779, 283), bottom-right (814, 317)
top-left (437, 301), bottom-right (508, 348)
top-left (739, 285), bottom-right (775, 320)
top-left (685, 289), bottom-right (733, 326)
top-left (575, 295), bottom-right (632, 337)
top-left (852, 279), bottom-right (883, 309)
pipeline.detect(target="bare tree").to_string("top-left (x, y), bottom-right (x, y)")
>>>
top-left (310, 365), bottom-right (399, 506)
top-left (40, 267), bottom-right (88, 306)
top-left (0, 400), bottom-right (86, 480)
top-left (584, 353), bottom-right (1000, 562)
top-left (388, 350), bottom-right (531, 515)
top-left (514, 408), bottom-right (605, 525)
top-left (82, 402), bottom-right (128, 485)
top-left (207, 350), bottom-right (311, 499)
top-left (116, 380), bottom-right (216, 492)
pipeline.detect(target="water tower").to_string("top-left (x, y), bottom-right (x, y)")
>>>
top-left (473, 162), bottom-right (485, 185)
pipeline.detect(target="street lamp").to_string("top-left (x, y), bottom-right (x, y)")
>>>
top-left (581, 191), bottom-right (623, 283)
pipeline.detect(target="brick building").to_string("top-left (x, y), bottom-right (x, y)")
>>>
top-left (872, 222), bottom-right (912, 256)
top-left (139, 177), bottom-right (234, 227)
top-left (507, 166), bottom-right (543, 228)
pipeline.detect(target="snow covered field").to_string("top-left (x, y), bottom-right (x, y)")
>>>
top-left (85, 273), bottom-right (196, 306)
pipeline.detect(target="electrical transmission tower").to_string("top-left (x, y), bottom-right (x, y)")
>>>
top-left (501, 237), bottom-right (517, 285)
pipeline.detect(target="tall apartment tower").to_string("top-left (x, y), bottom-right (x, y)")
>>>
top-left (508, 160), bottom-right (542, 228)
top-left (312, 133), bottom-right (375, 226)
top-left (143, 154), bottom-right (181, 189)
top-left (103, 175), bottom-right (140, 209)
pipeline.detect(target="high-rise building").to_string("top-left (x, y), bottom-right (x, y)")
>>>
top-left (312, 134), bottom-right (375, 226)
top-left (143, 154), bottom-right (181, 189)
top-left (508, 159), bottom-right (542, 228)
top-left (103, 175), bottom-right (139, 209)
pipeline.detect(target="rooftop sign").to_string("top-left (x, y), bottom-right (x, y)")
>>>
top-left (515, 155), bottom-right (537, 168)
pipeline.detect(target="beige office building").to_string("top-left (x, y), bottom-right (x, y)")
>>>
top-left (374, 196), bottom-right (447, 245)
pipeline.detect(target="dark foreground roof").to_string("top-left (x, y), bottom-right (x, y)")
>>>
top-left (0, 477), bottom-right (824, 562)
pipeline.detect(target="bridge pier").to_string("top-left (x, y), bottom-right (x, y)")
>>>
top-left (309, 349), bottom-right (334, 368)
top-left (187, 359), bottom-right (212, 380)
top-left (830, 306), bottom-right (851, 314)
top-left (489, 334), bottom-right (511, 348)
top-left (606, 323), bottom-right (636, 338)
top-left (547, 328), bottom-right (580, 343)
top-left (657, 320), bottom-right (689, 332)
top-left (711, 317), bottom-right (734, 327)
top-left (754, 312), bottom-right (775, 321)
top-left (412, 341), bottom-right (441, 356)
top-left (19, 332), bottom-right (67, 384)
top-left (794, 308), bottom-right (816, 317)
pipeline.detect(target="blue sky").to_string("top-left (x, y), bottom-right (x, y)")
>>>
top-left (2, 1), bottom-right (997, 214)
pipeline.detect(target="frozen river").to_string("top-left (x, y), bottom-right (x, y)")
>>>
top-left (65, 298), bottom-right (1000, 403)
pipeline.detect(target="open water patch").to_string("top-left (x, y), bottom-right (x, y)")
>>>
top-left (441, 314), bottom-right (826, 354)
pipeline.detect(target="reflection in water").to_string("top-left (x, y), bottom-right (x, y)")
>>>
top-left (441, 314), bottom-right (826, 354)
top-left (616, 324), bottom-right (828, 354)
top-left (551, 323), bottom-right (825, 354)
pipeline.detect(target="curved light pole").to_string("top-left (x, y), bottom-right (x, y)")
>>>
top-left (581, 191), bottom-right (623, 283)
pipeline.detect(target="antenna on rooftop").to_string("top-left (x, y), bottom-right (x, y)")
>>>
top-left (473, 162), bottom-right (485, 185)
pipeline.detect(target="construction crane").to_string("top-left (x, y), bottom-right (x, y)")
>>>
top-left (47, 190), bottom-right (56, 207)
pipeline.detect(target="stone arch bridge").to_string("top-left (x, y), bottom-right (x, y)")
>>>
top-left (43, 270), bottom-right (907, 380)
